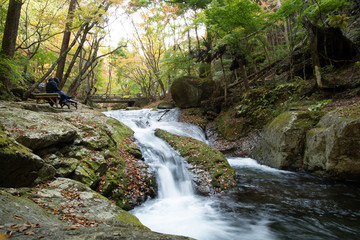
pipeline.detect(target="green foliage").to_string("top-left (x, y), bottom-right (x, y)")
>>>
top-left (320, 64), bottom-right (334, 74)
top-left (273, 0), bottom-right (306, 20)
top-left (305, 0), bottom-right (351, 22)
top-left (327, 14), bottom-right (349, 28)
top-left (230, 80), bottom-right (314, 132)
top-left (0, 0), bottom-right (355, 102)
top-left (275, 0), bottom-right (351, 25)
top-left (205, 0), bottom-right (263, 33)
top-left (170, 0), bottom-right (212, 11)
top-left (308, 99), bottom-right (332, 111)
top-left (199, 0), bottom-right (267, 75)
top-left (0, 56), bottom-right (23, 88)
top-left (0, 1), bottom-right (7, 35)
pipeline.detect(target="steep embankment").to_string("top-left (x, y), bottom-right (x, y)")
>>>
top-left (177, 64), bottom-right (360, 181)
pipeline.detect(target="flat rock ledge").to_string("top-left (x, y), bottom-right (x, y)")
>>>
top-left (0, 178), bottom-right (193, 240)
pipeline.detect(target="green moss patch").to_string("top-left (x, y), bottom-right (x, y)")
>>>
top-left (215, 109), bottom-right (247, 141)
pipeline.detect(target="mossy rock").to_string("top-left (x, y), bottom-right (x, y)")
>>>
top-left (304, 108), bottom-right (360, 180)
top-left (157, 101), bottom-right (175, 109)
top-left (125, 144), bottom-right (143, 159)
top-left (0, 178), bottom-right (191, 239)
top-left (72, 162), bottom-right (99, 187)
top-left (0, 125), bottom-right (46, 187)
top-left (255, 111), bottom-right (323, 170)
top-left (0, 100), bottom-right (154, 214)
top-left (105, 118), bottom-right (134, 148)
top-left (155, 128), bottom-right (236, 191)
top-left (170, 76), bottom-right (216, 108)
top-left (52, 157), bottom-right (79, 177)
top-left (215, 109), bottom-right (248, 141)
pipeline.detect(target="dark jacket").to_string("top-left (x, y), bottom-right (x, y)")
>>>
top-left (46, 78), bottom-right (60, 93)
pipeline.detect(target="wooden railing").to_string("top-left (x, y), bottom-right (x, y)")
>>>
top-left (92, 93), bottom-right (143, 99)
top-left (90, 94), bottom-right (147, 104)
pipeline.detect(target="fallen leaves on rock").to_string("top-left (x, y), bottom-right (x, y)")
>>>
top-left (0, 222), bottom-right (41, 238)
top-left (111, 137), bottom-right (154, 206)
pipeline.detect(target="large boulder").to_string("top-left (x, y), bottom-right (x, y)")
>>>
top-left (253, 102), bottom-right (360, 181)
top-left (0, 101), bottom-right (155, 209)
top-left (304, 112), bottom-right (360, 180)
top-left (0, 125), bottom-right (54, 187)
top-left (254, 111), bottom-right (321, 170)
top-left (0, 178), bottom-right (191, 240)
top-left (170, 77), bottom-right (216, 108)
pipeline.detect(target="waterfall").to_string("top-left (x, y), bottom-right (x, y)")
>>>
top-left (103, 108), bottom-right (360, 240)
top-left (104, 109), bottom-right (242, 240)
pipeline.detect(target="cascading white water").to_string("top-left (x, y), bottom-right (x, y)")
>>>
top-left (104, 109), bottom-right (360, 239)
top-left (104, 109), bottom-right (245, 239)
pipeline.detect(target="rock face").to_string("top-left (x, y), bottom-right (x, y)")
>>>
top-left (254, 105), bottom-right (360, 180)
top-left (170, 77), bottom-right (216, 108)
top-left (0, 101), bottom-right (155, 210)
top-left (304, 112), bottom-right (360, 179)
top-left (255, 111), bottom-right (321, 170)
top-left (0, 178), bottom-right (191, 240)
top-left (0, 125), bottom-right (49, 187)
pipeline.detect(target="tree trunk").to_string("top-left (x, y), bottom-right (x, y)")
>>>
top-left (60, 23), bottom-right (93, 89)
top-left (303, 17), bottom-right (323, 88)
top-left (0, 0), bottom-right (23, 92)
top-left (187, 30), bottom-right (191, 75)
top-left (60, 1), bottom-right (111, 89)
top-left (55, 0), bottom-right (76, 84)
top-left (67, 39), bottom-right (101, 96)
top-left (241, 64), bottom-right (249, 91)
top-left (23, 23), bottom-right (87, 98)
top-left (220, 56), bottom-right (227, 104)
top-left (1, 0), bottom-right (23, 58)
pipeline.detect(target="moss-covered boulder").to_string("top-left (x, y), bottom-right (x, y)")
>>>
top-left (0, 124), bottom-right (54, 187)
top-left (304, 109), bottom-right (360, 180)
top-left (0, 178), bottom-right (191, 240)
top-left (155, 129), bottom-right (236, 194)
top-left (170, 77), bottom-right (216, 108)
top-left (254, 101), bottom-right (360, 181)
top-left (254, 111), bottom-right (322, 170)
top-left (0, 100), bottom-right (155, 210)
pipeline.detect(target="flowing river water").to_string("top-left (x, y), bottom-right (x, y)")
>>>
top-left (104, 109), bottom-right (360, 240)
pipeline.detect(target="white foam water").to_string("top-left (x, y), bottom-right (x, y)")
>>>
top-left (104, 109), bottom-right (274, 240)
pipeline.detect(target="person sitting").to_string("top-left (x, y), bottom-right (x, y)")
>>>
top-left (45, 77), bottom-right (71, 108)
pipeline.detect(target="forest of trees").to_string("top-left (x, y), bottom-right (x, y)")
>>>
top-left (0, 0), bottom-right (359, 104)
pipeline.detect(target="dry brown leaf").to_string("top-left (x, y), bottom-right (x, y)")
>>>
top-left (24, 231), bottom-right (35, 235)
top-left (0, 231), bottom-right (8, 240)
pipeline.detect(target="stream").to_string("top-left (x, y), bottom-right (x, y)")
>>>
top-left (104, 108), bottom-right (360, 240)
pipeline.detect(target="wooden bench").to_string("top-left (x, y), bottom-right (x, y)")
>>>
top-left (33, 93), bottom-right (60, 108)
top-left (33, 93), bottom-right (78, 109)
